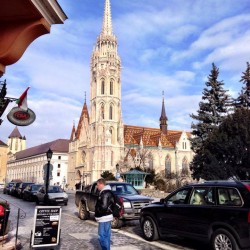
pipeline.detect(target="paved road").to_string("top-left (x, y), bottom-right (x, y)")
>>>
top-left (0, 192), bottom-right (210, 250)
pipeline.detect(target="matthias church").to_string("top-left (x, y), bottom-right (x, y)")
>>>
top-left (67, 0), bottom-right (193, 187)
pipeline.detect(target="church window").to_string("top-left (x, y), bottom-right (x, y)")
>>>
top-left (109, 105), bottom-right (113, 120)
top-left (182, 157), bottom-right (188, 176)
top-left (111, 151), bottom-right (114, 166)
top-left (101, 104), bottom-right (105, 119)
top-left (101, 80), bottom-right (105, 94)
top-left (110, 81), bottom-right (113, 95)
top-left (165, 155), bottom-right (171, 177)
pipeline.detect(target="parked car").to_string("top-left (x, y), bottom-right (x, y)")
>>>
top-left (10, 182), bottom-right (22, 196)
top-left (75, 181), bottom-right (153, 228)
top-left (34, 186), bottom-right (68, 205)
top-left (3, 182), bottom-right (14, 194)
top-left (17, 182), bottom-right (34, 198)
top-left (140, 180), bottom-right (250, 250)
top-left (22, 184), bottom-right (41, 201)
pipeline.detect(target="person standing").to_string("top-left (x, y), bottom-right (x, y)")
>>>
top-left (95, 178), bottom-right (114, 250)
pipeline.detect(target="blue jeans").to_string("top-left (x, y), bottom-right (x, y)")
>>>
top-left (98, 221), bottom-right (111, 250)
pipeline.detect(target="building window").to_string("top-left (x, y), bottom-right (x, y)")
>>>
top-left (110, 81), bottom-right (113, 95)
top-left (58, 156), bottom-right (61, 160)
top-left (165, 155), bottom-right (171, 177)
top-left (182, 157), bottom-right (188, 175)
top-left (109, 105), bottom-right (113, 120)
top-left (101, 104), bottom-right (105, 119)
top-left (58, 164), bottom-right (61, 168)
top-left (57, 172), bottom-right (60, 177)
top-left (101, 80), bottom-right (105, 94)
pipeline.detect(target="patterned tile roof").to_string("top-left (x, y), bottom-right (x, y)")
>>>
top-left (124, 125), bottom-right (187, 148)
top-left (15, 139), bottom-right (70, 160)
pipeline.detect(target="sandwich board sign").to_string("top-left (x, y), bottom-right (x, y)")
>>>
top-left (31, 206), bottom-right (61, 248)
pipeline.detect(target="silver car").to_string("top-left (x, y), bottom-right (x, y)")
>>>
top-left (35, 186), bottom-right (68, 206)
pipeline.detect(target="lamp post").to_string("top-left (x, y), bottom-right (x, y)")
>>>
top-left (45, 148), bottom-right (53, 204)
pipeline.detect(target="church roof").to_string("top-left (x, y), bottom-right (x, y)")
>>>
top-left (15, 139), bottom-right (69, 160)
top-left (8, 127), bottom-right (22, 139)
top-left (0, 140), bottom-right (7, 147)
top-left (124, 125), bottom-right (186, 148)
top-left (76, 101), bottom-right (89, 139)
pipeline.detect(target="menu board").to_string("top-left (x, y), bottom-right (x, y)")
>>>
top-left (31, 206), bottom-right (61, 248)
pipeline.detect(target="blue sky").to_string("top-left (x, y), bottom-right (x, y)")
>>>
top-left (1, 0), bottom-right (250, 147)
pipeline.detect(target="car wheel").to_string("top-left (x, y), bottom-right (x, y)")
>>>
top-left (142, 216), bottom-right (159, 241)
top-left (211, 229), bottom-right (239, 250)
top-left (111, 217), bottom-right (122, 229)
top-left (79, 202), bottom-right (89, 220)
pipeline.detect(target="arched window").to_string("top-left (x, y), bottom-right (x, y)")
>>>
top-left (182, 157), bottom-right (188, 176)
top-left (110, 127), bottom-right (115, 144)
top-left (165, 155), bottom-right (171, 177)
top-left (109, 105), bottom-right (113, 120)
top-left (101, 104), bottom-right (105, 119)
top-left (148, 153), bottom-right (153, 169)
top-left (101, 80), bottom-right (105, 94)
top-left (110, 81), bottom-right (113, 95)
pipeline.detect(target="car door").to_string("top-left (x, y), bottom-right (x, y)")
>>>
top-left (183, 186), bottom-right (215, 239)
top-left (88, 183), bottom-right (99, 212)
top-left (157, 187), bottom-right (192, 234)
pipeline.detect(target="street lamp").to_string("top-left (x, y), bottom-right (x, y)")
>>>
top-left (45, 148), bottom-right (53, 204)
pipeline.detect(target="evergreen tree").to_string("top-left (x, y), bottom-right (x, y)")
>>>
top-left (199, 108), bottom-right (250, 180)
top-left (101, 171), bottom-right (116, 180)
top-left (234, 62), bottom-right (250, 109)
top-left (190, 63), bottom-right (230, 180)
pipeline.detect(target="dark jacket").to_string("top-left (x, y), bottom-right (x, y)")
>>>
top-left (95, 186), bottom-right (114, 220)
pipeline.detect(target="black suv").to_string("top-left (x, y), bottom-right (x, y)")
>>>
top-left (140, 180), bottom-right (250, 250)
top-left (17, 182), bottom-right (34, 198)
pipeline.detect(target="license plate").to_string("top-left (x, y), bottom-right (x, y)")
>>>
top-left (57, 199), bottom-right (63, 202)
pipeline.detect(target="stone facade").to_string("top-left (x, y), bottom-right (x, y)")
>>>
top-left (68, 0), bottom-right (194, 188)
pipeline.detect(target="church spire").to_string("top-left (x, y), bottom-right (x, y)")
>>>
top-left (159, 91), bottom-right (168, 134)
top-left (102, 0), bottom-right (113, 36)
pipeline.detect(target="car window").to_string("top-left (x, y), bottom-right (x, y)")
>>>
top-left (217, 188), bottom-right (242, 206)
top-left (190, 187), bottom-right (214, 205)
top-left (166, 188), bottom-right (190, 205)
top-left (110, 183), bottom-right (138, 195)
top-left (48, 186), bottom-right (63, 193)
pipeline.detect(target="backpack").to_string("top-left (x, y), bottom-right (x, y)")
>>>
top-left (110, 192), bottom-right (124, 218)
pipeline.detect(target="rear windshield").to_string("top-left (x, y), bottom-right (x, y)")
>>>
top-left (48, 186), bottom-right (63, 193)
top-left (109, 183), bottom-right (138, 195)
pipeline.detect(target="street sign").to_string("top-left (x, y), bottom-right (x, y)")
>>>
top-left (31, 206), bottom-right (61, 248)
top-left (7, 107), bottom-right (36, 126)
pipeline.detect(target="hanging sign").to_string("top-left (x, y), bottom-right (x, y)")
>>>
top-left (7, 107), bottom-right (36, 126)
top-left (31, 206), bottom-right (61, 248)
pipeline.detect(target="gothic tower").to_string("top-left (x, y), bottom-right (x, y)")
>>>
top-left (7, 126), bottom-right (26, 154)
top-left (89, 0), bottom-right (124, 180)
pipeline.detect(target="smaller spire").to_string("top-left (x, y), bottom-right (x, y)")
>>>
top-left (8, 126), bottom-right (22, 138)
top-left (70, 121), bottom-right (76, 141)
top-left (102, 0), bottom-right (113, 35)
top-left (159, 92), bottom-right (168, 134)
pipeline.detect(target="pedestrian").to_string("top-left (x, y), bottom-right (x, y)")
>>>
top-left (95, 178), bottom-right (114, 250)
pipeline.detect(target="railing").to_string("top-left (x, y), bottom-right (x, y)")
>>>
top-left (0, 196), bottom-right (26, 249)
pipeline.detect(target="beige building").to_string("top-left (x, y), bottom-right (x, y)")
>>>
top-left (7, 139), bottom-right (69, 186)
top-left (68, 0), bottom-right (194, 188)
top-left (0, 140), bottom-right (8, 183)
